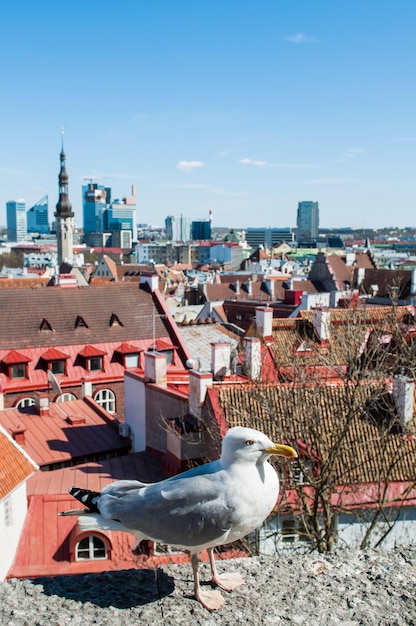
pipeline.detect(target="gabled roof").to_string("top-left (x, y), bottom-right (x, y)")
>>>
top-left (2, 350), bottom-right (32, 364)
top-left (41, 347), bottom-right (70, 361)
top-left (178, 323), bottom-right (241, 372)
top-left (78, 345), bottom-right (107, 358)
top-left (0, 284), bottom-right (173, 349)
top-left (207, 381), bottom-right (416, 486)
top-left (0, 426), bottom-right (38, 500)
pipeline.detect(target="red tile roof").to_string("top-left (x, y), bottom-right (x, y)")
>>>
top-left (0, 427), bottom-right (38, 499)
top-left (2, 350), bottom-right (32, 364)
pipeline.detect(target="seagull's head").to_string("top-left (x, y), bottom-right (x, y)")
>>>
top-left (220, 426), bottom-right (297, 466)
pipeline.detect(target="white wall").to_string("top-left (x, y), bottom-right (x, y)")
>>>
top-left (124, 373), bottom-right (146, 452)
top-left (0, 483), bottom-right (28, 580)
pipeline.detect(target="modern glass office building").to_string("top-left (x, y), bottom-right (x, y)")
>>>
top-left (6, 199), bottom-right (27, 242)
top-left (296, 201), bottom-right (319, 242)
top-left (27, 195), bottom-right (49, 234)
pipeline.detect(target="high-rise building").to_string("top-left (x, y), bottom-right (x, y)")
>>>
top-left (296, 201), bottom-right (319, 243)
top-left (6, 199), bottom-right (27, 242)
top-left (55, 139), bottom-right (74, 265)
top-left (82, 183), bottom-right (136, 247)
top-left (27, 195), bottom-right (49, 234)
top-left (82, 183), bottom-right (111, 235)
top-left (191, 219), bottom-right (211, 241)
top-left (165, 215), bottom-right (191, 241)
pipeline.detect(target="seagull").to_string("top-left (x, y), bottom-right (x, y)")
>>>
top-left (61, 426), bottom-right (297, 610)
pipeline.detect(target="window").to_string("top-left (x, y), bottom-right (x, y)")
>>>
top-left (10, 363), bottom-right (26, 379)
top-left (125, 353), bottom-right (139, 368)
top-left (4, 498), bottom-right (13, 527)
top-left (89, 356), bottom-right (103, 371)
top-left (16, 397), bottom-right (35, 409)
top-left (51, 360), bottom-right (65, 375)
top-left (280, 515), bottom-right (312, 545)
top-left (94, 388), bottom-right (116, 413)
top-left (57, 393), bottom-right (76, 402)
top-left (76, 535), bottom-right (107, 560)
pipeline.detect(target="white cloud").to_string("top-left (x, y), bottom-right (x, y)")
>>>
top-left (239, 158), bottom-right (267, 167)
top-left (177, 160), bottom-right (205, 173)
top-left (285, 33), bottom-right (317, 44)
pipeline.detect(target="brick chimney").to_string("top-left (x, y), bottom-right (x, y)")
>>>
top-left (392, 375), bottom-right (414, 428)
top-left (144, 351), bottom-right (167, 387)
top-left (244, 337), bottom-right (262, 380)
top-left (189, 370), bottom-right (213, 419)
top-left (34, 392), bottom-right (49, 416)
top-left (211, 342), bottom-right (231, 378)
top-left (312, 308), bottom-right (331, 343)
top-left (256, 306), bottom-right (273, 339)
top-left (11, 425), bottom-right (26, 446)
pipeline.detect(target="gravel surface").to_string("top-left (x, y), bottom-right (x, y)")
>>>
top-left (1, 547), bottom-right (416, 625)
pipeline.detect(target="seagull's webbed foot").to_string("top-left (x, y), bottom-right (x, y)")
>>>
top-left (211, 571), bottom-right (245, 592)
top-left (208, 547), bottom-right (245, 592)
top-left (195, 588), bottom-right (226, 611)
top-left (192, 552), bottom-right (226, 611)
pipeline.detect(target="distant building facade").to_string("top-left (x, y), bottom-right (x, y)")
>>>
top-left (27, 196), bottom-right (49, 234)
top-left (165, 215), bottom-right (191, 242)
top-left (246, 227), bottom-right (294, 249)
top-left (296, 201), bottom-right (319, 243)
top-left (6, 200), bottom-right (27, 242)
top-left (192, 219), bottom-right (212, 241)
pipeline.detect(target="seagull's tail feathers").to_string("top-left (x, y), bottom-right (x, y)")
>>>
top-left (68, 486), bottom-right (101, 512)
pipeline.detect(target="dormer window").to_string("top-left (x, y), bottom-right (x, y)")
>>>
top-left (2, 350), bottom-right (31, 379)
top-left (114, 342), bottom-right (142, 369)
top-left (41, 348), bottom-right (70, 376)
top-left (75, 315), bottom-right (88, 329)
top-left (150, 339), bottom-right (178, 365)
top-left (78, 345), bottom-right (106, 372)
top-left (40, 318), bottom-right (53, 332)
top-left (109, 313), bottom-right (124, 327)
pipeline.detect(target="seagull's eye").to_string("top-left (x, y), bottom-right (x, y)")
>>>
top-left (245, 440), bottom-right (254, 446)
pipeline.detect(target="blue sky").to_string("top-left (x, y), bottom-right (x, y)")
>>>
top-left (1, 1), bottom-right (415, 230)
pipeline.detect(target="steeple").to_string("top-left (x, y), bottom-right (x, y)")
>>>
top-left (55, 130), bottom-right (74, 219)
top-left (55, 129), bottom-right (74, 266)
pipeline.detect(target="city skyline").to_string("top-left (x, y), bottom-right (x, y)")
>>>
top-left (1, 1), bottom-right (415, 230)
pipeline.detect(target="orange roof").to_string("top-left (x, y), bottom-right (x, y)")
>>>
top-left (0, 427), bottom-right (38, 500)
top-left (78, 344), bottom-right (107, 358)
top-left (2, 349), bottom-right (32, 364)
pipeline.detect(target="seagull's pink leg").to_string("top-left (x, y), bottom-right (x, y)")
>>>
top-left (208, 548), bottom-right (245, 592)
top-left (191, 552), bottom-right (226, 611)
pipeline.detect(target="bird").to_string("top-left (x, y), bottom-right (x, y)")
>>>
top-left (61, 426), bottom-right (297, 611)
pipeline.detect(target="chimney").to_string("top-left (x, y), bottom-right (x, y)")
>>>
top-left (11, 425), bottom-right (26, 446)
top-left (312, 308), bottom-right (331, 343)
top-left (393, 375), bottom-right (414, 428)
top-left (189, 370), bottom-right (213, 419)
top-left (82, 378), bottom-right (92, 398)
top-left (233, 280), bottom-right (240, 294)
top-left (356, 267), bottom-right (365, 287)
top-left (144, 351), bottom-right (167, 387)
top-left (140, 271), bottom-right (159, 292)
top-left (244, 337), bottom-right (262, 380)
top-left (211, 342), bottom-right (231, 378)
top-left (256, 307), bottom-right (273, 339)
top-left (246, 278), bottom-right (253, 296)
top-left (34, 392), bottom-right (49, 416)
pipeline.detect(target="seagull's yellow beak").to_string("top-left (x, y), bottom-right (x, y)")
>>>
top-left (264, 443), bottom-right (298, 458)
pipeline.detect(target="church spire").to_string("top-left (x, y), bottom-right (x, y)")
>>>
top-left (55, 129), bottom-right (74, 266)
top-left (55, 128), bottom-right (74, 219)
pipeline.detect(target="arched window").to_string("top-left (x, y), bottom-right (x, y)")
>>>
top-left (76, 535), bottom-right (107, 560)
top-left (57, 393), bottom-right (77, 402)
top-left (15, 397), bottom-right (35, 409)
top-left (94, 388), bottom-right (116, 413)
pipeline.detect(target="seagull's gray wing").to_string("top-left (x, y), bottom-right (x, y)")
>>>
top-left (98, 463), bottom-right (236, 547)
